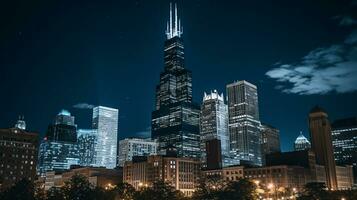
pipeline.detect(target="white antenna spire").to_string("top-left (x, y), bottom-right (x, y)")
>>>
top-left (169, 3), bottom-right (173, 38)
top-left (166, 2), bottom-right (183, 39)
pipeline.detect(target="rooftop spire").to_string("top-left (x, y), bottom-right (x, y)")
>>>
top-left (166, 3), bottom-right (183, 39)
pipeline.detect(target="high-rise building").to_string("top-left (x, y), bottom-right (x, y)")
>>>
top-left (200, 90), bottom-right (230, 169)
top-left (331, 117), bottom-right (357, 184)
top-left (46, 109), bottom-right (77, 143)
top-left (37, 110), bottom-right (79, 176)
top-left (294, 131), bottom-right (311, 151)
top-left (77, 129), bottom-right (97, 167)
top-left (309, 106), bottom-right (337, 190)
top-left (227, 80), bottom-right (262, 166)
top-left (118, 138), bottom-right (158, 167)
top-left (0, 127), bottom-right (38, 189)
top-left (260, 124), bottom-right (280, 165)
top-left (92, 106), bottom-right (119, 169)
top-left (151, 3), bottom-right (200, 158)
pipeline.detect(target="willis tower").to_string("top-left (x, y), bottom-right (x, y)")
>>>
top-left (151, 3), bottom-right (200, 158)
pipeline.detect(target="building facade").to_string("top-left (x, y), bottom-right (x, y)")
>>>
top-left (123, 155), bottom-right (200, 196)
top-left (200, 90), bottom-right (230, 169)
top-left (118, 138), bottom-right (158, 167)
top-left (260, 124), bottom-right (280, 165)
top-left (77, 129), bottom-right (97, 167)
top-left (294, 132), bottom-right (311, 151)
top-left (151, 4), bottom-right (200, 159)
top-left (332, 117), bottom-right (357, 184)
top-left (227, 80), bottom-right (262, 166)
top-left (92, 106), bottom-right (119, 169)
top-left (0, 127), bottom-right (39, 189)
top-left (37, 110), bottom-right (79, 176)
top-left (43, 166), bottom-right (122, 191)
top-left (309, 106), bottom-right (338, 190)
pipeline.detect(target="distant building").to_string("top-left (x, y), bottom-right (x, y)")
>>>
top-left (309, 106), bottom-right (337, 190)
top-left (294, 132), bottom-right (311, 151)
top-left (43, 166), bottom-right (122, 191)
top-left (227, 80), bottom-right (262, 166)
top-left (123, 155), bottom-right (200, 196)
top-left (151, 3), bottom-right (200, 159)
top-left (200, 90), bottom-right (230, 169)
top-left (203, 165), bottom-right (244, 182)
top-left (14, 115), bottom-right (26, 130)
top-left (332, 117), bottom-right (357, 184)
top-left (118, 138), bottom-right (158, 167)
top-left (37, 110), bottom-right (79, 176)
top-left (77, 129), bottom-right (97, 167)
top-left (92, 106), bottom-right (119, 169)
top-left (260, 124), bottom-right (280, 165)
top-left (0, 127), bottom-right (39, 189)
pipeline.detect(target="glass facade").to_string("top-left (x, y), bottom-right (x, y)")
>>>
top-left (118, 138), bottom-right (158, 167)
top-left (92, 106), bottom-right (118, 169)
top-left (37, 140), bottom-right (79, 176)
top-left (200, 90), bottom-right (230, 168)
top-left (77, 129), bottom-right (97, 167)
top-left (260, 124), bottom-right (281, 165)
top-left (37, 110), bottom-right (79, 176)
top-left (151, 5), bottom-right (200, 159)
top-left (332, 117), bottom-right (357, 183)
top-left (227, 80), bottom-right (262, 166)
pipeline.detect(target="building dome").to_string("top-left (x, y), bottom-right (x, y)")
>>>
top-left (310, 105), bottom-right (326, 114)
top-left (58, 109), bottom-right (71, 116)
top-left (294, 132), bottom-right (311, 151)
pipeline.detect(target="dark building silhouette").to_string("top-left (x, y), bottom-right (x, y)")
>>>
top-left (309, 106), bottom-right (337, 190)
top-left (0, 127), bottom-right (39, 189)
top-left (151, 3), bottom-right (200, 158)
top-left (332, 117), bottom-right (357, 183)
top-left (260, 123), bottom-right (280, 165)
top-left (205, 139), bottom-right (222, 170)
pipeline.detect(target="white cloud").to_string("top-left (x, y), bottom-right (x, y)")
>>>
top-left (266, 30), bottom-right (357, 95)
top-left (73, 103), bottom-right (95, 109)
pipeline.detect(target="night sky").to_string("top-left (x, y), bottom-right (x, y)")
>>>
top-left (1, 0), bottom-right (357, 151)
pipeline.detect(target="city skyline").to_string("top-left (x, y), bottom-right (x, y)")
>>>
top-left (1, 1), bottom-right (357, 152)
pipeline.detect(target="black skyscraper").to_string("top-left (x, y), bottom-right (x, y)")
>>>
top-left (151, 3), bottom-right (200, 158)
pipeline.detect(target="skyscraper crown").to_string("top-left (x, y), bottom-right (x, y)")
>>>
top-left (165, 3), bottom-right (183, 39)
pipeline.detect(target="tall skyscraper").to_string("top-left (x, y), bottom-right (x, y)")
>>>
top-left (294, 131), bottom-right (311, 151)
top-left (77, 129), bottom-right (97, 167)
top-left (227, 80), bottom-right (262, 166)
top-left (200, 90), bottom-right (230, 168)
top-left (37, 110), bottom-right (79, 176)
top-left (309, 106), bottom-right (337, 190)
top-left (92, 106), bottom-right (118, 169)
top-left (0, 126), bottom-right (38, 189)
top-left (151, 3), bottom-right (200, 158)
top-left (331, 117), bottom-right (357, 184)
top-left (260, 123), bottom-right (280, 165)
top-left (118, 138), bottom-right (158, 167)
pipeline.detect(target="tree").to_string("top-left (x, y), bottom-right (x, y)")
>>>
top-left (46, 187), bottom-right (63, 200)
top-left (297, 182), bottom-right (327, 200)
top-left (134, 181), bottom-right (185, 200)
top-left (0, 178), bottom-right (35, 200)
top-left (219, 178), bottom-right (258, 200)
top-left (61, 174), bottom-right (94, 200)
top-left (112, 182), bottom-right (136, 200)
top-left (191, 178), bottom-right (222, 200)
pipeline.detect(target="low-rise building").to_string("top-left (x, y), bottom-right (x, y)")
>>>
top-left (43, 166), bottom-right (122, 191)
top-left (123, 155), bottom-right (200, 196)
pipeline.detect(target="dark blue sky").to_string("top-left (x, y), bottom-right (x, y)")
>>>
top-left (1, 0), bottom-right (357, 151)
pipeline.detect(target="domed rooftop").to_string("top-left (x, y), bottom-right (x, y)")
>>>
top-left (310, 105), bottom-right (326, 114)
top-left (58, 109), bottom-right (71, 116)
top-left (294, 132), bottom-right (310, 145)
